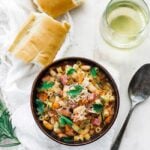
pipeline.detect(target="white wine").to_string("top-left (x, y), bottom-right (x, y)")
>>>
top-left (101, 0), bottom-right (150, 48)
top-left (107, 1), bottom-right (147, 36)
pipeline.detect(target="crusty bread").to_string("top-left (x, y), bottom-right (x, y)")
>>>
top-left (33, 0), bottom-right (83, 18)
top-left (8, 13), bottom-right (70, 66)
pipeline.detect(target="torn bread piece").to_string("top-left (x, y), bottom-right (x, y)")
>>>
top-left (8, 13), bottom-right (70, 66)
top-left (33, 0), bottom-right (83, 18)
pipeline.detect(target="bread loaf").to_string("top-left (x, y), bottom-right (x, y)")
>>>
top-left (8, 13), bottom-right (70, 66)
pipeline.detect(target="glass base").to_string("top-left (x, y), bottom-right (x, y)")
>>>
top-left (101, 28), bottom-right (146, 49)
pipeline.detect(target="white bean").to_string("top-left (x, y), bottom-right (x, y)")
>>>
top-left (81, 65), bottom-right (91, 71)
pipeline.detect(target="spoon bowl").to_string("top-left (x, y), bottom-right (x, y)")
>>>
top-left (129, 64), bottom-right (150, 107)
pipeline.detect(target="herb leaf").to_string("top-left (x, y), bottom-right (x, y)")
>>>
top-left (0, 100), bottom-right (20, 147)
top-left (62, 137), bottom-right (73, 143)
top-left (0, 110), bottom-right (14, 139)
top-left (67, 68), bottom-right (76, 75)
top-left (59, 116), bottom-right (73, 127)
top-left (35, 99), bottom-right (45, 115)
top-left (40, 82), bottom-right (54, 90)
top-left (90, 67), bottom-right (98, 77)
top-left (93, 104), bottom-right (103, 113)
top-left (67, 85), bottom-right (83, 98)
top-left (59, 116), bottom-right (66, 127)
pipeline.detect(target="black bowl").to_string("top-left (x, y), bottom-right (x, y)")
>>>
top-left (31, 57), bottom-right (120, 146)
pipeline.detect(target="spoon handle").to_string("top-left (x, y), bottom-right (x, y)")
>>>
top-left (111, 108), bottom-right (134, 150)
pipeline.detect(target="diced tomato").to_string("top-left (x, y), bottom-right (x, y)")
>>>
top-left (37, 93), bottom-right (48, 101)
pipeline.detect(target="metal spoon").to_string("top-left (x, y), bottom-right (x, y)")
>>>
top-left (111, 64), bottom-right (150, 150)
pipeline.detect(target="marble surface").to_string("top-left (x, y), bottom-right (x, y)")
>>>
top-left (0, 0), bottom-right (150, 150)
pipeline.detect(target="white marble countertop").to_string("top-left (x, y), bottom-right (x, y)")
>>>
top-left (0, 0), bottom-right (150, 150)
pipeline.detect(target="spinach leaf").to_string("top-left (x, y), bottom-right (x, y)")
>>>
top-left (35, 99), bottom-right (45, 115)
top-left (40, 82), bottom-right (54, 90)
top-left (67, 85), bottom-right (83, 98)
top-left (62, 137), bottom-right (73, 143)
top-left (59, 116), bottom-right (73, 127)
top-left (90, 67), bottom-right (98, 77)
top-left (67, 68), bottom-right (76, 75)
top-left (93, 104), bottom-right (103, 113)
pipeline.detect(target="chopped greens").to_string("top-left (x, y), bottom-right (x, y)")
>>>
top-left (62, 137), bottom-right (73, 143)
top-left (40, 82), bottom-right (54, 90)
top-left (0, 100), bottom-right (20, 147)
top-left (90, 67), bottom-right (98, 77)
top-left (67, 68), bottom-right (76, 75)
top-left (59, 116), bottom-right (73, 127)
top-left (93, 104), bottom-right (103, 113)
top-left (67, 85), bottom-right (83, 98)
top-left (35, 99), bottom-right (45, 115)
